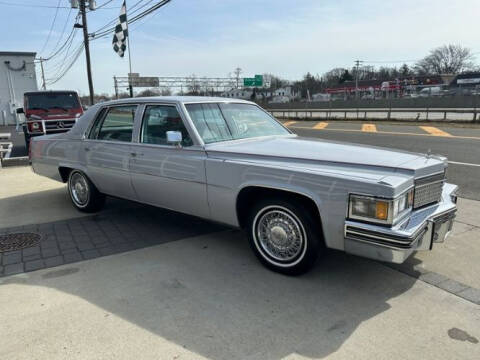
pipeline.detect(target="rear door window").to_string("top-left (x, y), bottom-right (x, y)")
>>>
top-left (89, 105), bottom-right (137, 142)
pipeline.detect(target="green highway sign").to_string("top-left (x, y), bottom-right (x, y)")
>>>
top-left (243, 74), bottom-right (263, 87)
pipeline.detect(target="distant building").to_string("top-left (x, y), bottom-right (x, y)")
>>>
top-left (221, 88), bottom-right (272, 101)
top-left (269, 86), bottom-right (299, 103)
top-left (450, 72), bottom-right (480, 88)
top-left (221, 89), bottom-right (253, 100)
top-left (0, 51), bottom-right (38, 125)
top-left (273, 86), bottom-right (298, 98)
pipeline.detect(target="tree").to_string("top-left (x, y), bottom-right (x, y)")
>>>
top-left (399, 63), bottom-right (412, 78)
top-left (322, 68), bottom-right (346, 86)
top-left (161, 88), bottom-right (172, 96)
top-left (263, 73), bottom-right (287, 90)
top-left (339, 70), bottom-right (353, 83)
top-left (137, 89), bottom-right (160, 97)
top-left (415, 44), bottom-right (475, 75)
top-left (293, 72), bottom-right (324, 98)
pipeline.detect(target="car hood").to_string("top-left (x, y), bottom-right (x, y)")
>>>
top-left (205, 135), bottom-right (446, 177)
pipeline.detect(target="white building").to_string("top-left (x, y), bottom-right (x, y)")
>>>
top-left (221, 89), bottom-right (253, 100)
top-left (269, 86), bottom-right (299, 103)
top-left (221, 88), bottom-right (272, 101)
top-left (273, 86), bottom-right (297, 98)
top-left (0, 51), bottom-right (38, 125)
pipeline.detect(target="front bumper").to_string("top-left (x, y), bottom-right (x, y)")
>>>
top-left (344, 183), bottom-right (457, 264)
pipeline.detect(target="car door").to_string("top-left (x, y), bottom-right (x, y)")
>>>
top-left (129, 103), bottom-right (209, 218)
top-left (83, 104), bottom-right (138, 200)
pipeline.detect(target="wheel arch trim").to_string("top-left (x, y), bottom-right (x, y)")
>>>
top-left (235, 182), bottom-right (325, 237)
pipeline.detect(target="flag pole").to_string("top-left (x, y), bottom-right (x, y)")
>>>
top-left (126, 1), bottom-right (133, 97)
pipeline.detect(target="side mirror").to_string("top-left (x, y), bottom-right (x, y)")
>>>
top-left (166, 131), bottom-right (182, 146)
top-left (16, 107), bottom-right (24, 114)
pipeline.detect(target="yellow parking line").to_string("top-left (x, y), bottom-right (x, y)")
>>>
top-left (313, 122), bottom-right (328, 129)
top-left (420, 126), bottom-right (452, 137)
top-left (283, 121), bottom-right (297, 126)
top-left (289, 125), bottom-right (480, 140)
top-left (362, 123), bottom-right (377, 132)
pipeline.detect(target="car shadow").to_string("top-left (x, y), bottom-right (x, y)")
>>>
top-left (0, 187), bottom-right (141, 229)
top-left (4, 227), bottom-right (419, 359)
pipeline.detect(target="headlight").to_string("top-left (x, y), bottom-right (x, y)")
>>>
top-left (28, 121), bottom-right (42, 132)
top-left (349, 189), bottom-right (413, 225)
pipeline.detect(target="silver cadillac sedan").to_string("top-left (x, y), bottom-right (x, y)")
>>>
top-left (30, 96), bottom-right (458, 275)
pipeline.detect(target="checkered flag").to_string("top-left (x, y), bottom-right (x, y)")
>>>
top-left (112, 0), bottom-right (128, 57)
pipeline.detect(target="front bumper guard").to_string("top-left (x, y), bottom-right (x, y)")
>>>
top-left (344, 183), bottom-right (457, 264)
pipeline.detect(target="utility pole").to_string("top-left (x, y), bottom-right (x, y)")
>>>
top-left (354, 59), bottom-right (363, 99)
top-left (78, 0), bottom-right (95, 105)
top-left (234, 67), bottom-right (242, 89)
top-left (113, 76), bottom-right (119, 99)
top-left (39, 57), bottom-right (46, 90)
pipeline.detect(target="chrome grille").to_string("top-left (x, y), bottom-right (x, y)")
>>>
top-left (413, 173), bottom-right (445, 209)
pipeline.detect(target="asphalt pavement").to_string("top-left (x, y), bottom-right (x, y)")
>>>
top-left (284, 121), bottom-right (480, 201)
top-left (1, 152), bottom-right (479, 359)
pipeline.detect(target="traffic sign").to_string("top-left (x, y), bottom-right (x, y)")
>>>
top-left (243, 75), bottom-right (263, 87)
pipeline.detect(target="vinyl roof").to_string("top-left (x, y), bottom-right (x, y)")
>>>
top-left (100, 96), bottom-right (255, 105)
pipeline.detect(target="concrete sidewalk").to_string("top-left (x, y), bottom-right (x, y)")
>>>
top-left (0, 166), bottom-right (133, 228)
top-left (0, 231), bottom-right (479, 360)
top-left (405, 197), bottom-right (480, 289)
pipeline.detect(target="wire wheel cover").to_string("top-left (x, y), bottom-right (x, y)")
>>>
top-left (70, 172), bottom-right (89, 206)
top-left (255, 207), bottom-right (305, 262)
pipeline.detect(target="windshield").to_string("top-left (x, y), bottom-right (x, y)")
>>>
top-left (185, 103), bottom-right (289, 144)
top-left (26, 93), bottom-right (80, 111)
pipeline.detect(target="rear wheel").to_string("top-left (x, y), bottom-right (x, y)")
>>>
top-left (67, 170), bottom-right (105, 213)
top-left (246, 197), bottom-right (323, 275)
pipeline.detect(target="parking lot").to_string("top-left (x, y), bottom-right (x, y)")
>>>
top-left (1, 152), bottom-right (479, 359)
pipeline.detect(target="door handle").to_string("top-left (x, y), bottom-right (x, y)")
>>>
top-left (84, 147), bottom-right (90, 152)
top-left (131, 152), bottom-right (143, 157)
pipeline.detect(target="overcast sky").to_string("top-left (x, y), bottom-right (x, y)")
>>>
top-left (1, 0), bottom-right (479, 95)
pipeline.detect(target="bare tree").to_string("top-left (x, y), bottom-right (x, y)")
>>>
top-left (161, 88), bottom-right (172, 96)
top-left (321, 68), bottom-right (347, 86)
top-left (136, 89), bottom-right (160, 97)
top-left (415, 44), bottom-right (475, 74)
top-left (186, 74), bottom-right (201, 94)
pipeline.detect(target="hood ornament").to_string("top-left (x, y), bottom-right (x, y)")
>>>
top-left (426, 148), bottom-right (431, 159)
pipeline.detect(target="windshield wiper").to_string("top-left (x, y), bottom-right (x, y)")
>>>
top-left (51, 106), bottom-right (69, 112)
top-left (29, 107), bottom-right (48, 112)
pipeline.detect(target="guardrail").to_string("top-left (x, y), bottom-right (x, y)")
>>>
top-left (268, 108), bottom-right (479, 122)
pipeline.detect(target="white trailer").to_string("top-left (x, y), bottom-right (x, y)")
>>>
top-left (0, 51), bottom-right (38, 126)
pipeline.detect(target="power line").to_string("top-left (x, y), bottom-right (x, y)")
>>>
top-left (42, 13), bottom-right (80, 61)
top-left (46, 45), bottom-right (84, 85)
top-left (90, 0), bottom-right (172, 40)
top-left (46, 33), bottom-right (80, 76)
top-left (0, 0), bottom-right (71, 9)
top-left (39, 0), bottom-right (62, 56)
top-left (89, 0), bottom-right (150, 35)
top-left (49, 8), bottom-right (74, 55)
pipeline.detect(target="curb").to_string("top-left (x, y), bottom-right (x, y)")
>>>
top-left (1, 156), bottom-right (29, 168)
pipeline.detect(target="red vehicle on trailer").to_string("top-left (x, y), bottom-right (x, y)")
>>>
top-left (16, 90), bottom-right (84, 150)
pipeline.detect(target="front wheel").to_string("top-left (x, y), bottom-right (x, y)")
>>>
top-left (67, 170), bottom-right (105, 213)
top-left (246, 197), bottom-right (323, 275)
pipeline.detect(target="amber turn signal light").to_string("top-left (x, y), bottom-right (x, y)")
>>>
top-left (376, 201), bottom-right (389, 220)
